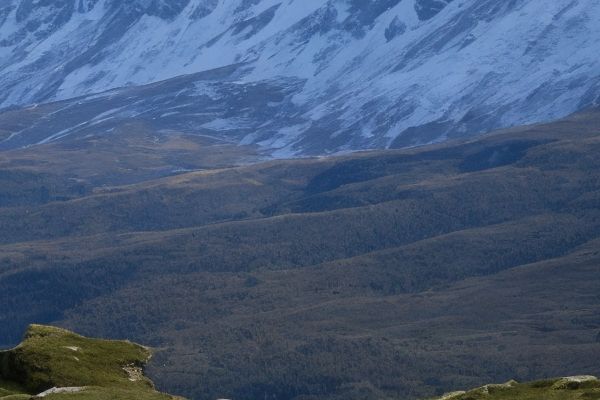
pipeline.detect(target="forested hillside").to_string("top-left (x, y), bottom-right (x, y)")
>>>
top-left (1, 110), bottom-right (599, 399)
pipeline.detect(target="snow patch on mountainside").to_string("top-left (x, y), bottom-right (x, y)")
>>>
top-left (0, 0), bottom-right (599, 154)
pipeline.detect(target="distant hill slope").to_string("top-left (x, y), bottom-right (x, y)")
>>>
top-left (0, 109), bottom-right (599, 399)
top-left (0, 325), bottom-right (183, 400)
top-left (1, 0), bottom-right (600, 154)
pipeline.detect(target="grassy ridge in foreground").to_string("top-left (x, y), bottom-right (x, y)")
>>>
top-left (435, 376), bottom-right (600, 400)
top-left (0, 325), bottom-right (182, 399)
top-left (1, 326), bottom-right (598, 400)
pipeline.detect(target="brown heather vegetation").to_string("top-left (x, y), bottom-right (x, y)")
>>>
top-left (1, 109), bottom-right (600, 399)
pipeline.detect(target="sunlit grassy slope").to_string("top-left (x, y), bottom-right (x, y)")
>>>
top-left (434, 377), bottom-right (600, 400)
top-left (0, 325), bottom-right (182, 400)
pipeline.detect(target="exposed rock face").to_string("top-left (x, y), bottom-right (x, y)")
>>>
top-left (414, 0), bottom-right (454, 20)
top-left (385, 16), bottom-right (406, 41)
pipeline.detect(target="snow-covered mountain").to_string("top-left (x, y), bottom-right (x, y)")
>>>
top-left (1, 0), bottom-right (599, 155)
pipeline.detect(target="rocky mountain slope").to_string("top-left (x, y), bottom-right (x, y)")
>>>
top-left (1, 109), bottom-right (599, 399)
top-left (1, 0), bottom-right (599, 154)
top-left (0, 325), bottom-right (182, 400)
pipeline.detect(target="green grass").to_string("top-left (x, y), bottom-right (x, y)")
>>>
top-left (0, 379), bottom-right (26, 396)
top-left (33, 387), bottom-right (182, 400)
top-left (0, 325), bottom-right (182, 399)
top-left (436, 378), bottom-right (600, 400)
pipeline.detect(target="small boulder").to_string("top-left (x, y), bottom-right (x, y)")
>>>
top-left (35, 387), bottom-right (85, 398)
top-left (437, 391), bottom-right (466, 400)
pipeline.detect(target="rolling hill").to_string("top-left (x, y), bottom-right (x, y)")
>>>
top-left (0, 109), bottom-right (599, 399)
